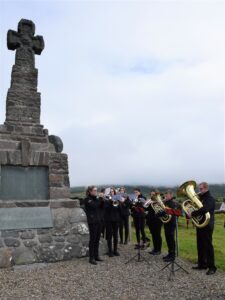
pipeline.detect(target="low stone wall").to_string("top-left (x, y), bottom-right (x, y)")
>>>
top-left (0, 199), bottom-right (107, 268)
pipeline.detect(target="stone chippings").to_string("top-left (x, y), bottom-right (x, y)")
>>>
top-left (0, 245), bottom-right (224, 300)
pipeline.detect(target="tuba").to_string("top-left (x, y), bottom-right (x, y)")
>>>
top-left (150, 192), bottom-right (172, 224)
top-left (177, 180), bottom-right (210, 228)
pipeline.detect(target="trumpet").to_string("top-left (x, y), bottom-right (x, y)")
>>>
top-left (143, 198), bottom-right (153, 208)
top-left (104, 195), bottom-right (120, 207)
top-left (177, 180), bottom-right (210, 228)
top-left (132, 197), bottom-right (146, 205)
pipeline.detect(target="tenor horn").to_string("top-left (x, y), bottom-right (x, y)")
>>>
top-left (177, 180), bottom-right (210, 228)
top-left (151, 192), bottom-right (172, 224)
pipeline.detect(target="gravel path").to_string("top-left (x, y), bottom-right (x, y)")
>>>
top-left (0, 245), bottom-right (224, 300)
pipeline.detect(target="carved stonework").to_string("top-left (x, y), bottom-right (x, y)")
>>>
top-left (0, 19), bottom-right (106, 267)
top-left (5, 19), bottom-right (44, 126)
top-left (0, 19), bottom-right (70, 200)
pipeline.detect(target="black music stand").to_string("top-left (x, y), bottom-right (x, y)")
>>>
top-left (160, 213), bottom-right (189, 280)
top-left (124, 243), bottom-right (151, 265)
top-left (124, 198), bottom-right (151, 265)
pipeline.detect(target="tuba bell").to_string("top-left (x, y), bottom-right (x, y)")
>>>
top-left (151, 192), bottom-right (172, 224)
top-left (177, 180), bottom-right (210, 228)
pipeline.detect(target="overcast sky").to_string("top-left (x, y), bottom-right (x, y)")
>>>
top-left (0, 0), bottom-right (224, 187)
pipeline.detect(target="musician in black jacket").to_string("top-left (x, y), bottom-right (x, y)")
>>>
top-left (99, 188), bottom-right (106, 238)
top-left (104, 188), bottom-right (121, 257)
top-left (162, 190), bottom-right (176, 262)
top-left (191, 182), bottom-right (216, 275)
top-left (119, 187), bottom-right (130, 245)
top-left (131, 188), bottom-right (147, 249)
top-left (146, 191), bottom-right (162, 255)
top-left (84, 186), bottom-right (104, 265)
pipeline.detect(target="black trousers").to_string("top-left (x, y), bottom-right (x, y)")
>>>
top-left (105, 221), bottom-right (119, 253)
top-left (148, 222), bottom-right (162, 252)
top-left (164, 223), bottom-right (176, 257)
top-left (101, 223), bottom-right (105, 238)
top-left (88, 222), bottom-right (102, 260)
top-left (119, 215), bottom-right (129, 243)
top-left (196, 225), bottom-right (215, 268)
top-left (133, 216), bottom-right (146, 244)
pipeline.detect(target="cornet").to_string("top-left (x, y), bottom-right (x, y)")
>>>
top-left (104, 195), bottom-right (120, 207)
top-left (143, 199), bottom-right (153, 208)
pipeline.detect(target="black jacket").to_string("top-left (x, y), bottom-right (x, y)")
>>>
top-left (163, 198), bottom-right (176, 227)
top-left (84, 195), bottom-right (104, 224)
top-left (131, 194), bottom-right (146, 218)
top-left (104, 199), bottom-right (121, 223)
top-left (191, 191), bottom-right (215, 227)
top-left (146, 204), bottom-right (162, 226)
top-left (119, 198), bottom-right (131, 217)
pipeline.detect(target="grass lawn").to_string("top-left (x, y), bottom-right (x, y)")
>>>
top-left (131, 214), bottom-right (225, 271)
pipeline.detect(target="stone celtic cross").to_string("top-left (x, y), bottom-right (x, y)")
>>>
top-left (5, 19), bottom-right (45, 126)
top-left (7, 19), bottom-right (44, 68)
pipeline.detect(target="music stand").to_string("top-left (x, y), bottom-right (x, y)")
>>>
top-left (125, 242), bottom-right (151, 265)
top-left (160, 210), bottom-right (189, 280)
top-left (124, 212), bottom-right (150, 265)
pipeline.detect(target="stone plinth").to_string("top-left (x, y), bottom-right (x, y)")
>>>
top-left (0, 200), bottom-right (100, 267)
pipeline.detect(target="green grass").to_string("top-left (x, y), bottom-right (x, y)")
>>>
top-left (132, 214), bottom-right (225, 271)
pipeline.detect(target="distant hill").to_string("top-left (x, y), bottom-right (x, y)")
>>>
top-left (71, 184), bottom-right (225, 202)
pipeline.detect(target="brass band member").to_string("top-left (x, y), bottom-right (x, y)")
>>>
top-left (99, 188), bottom-right (106, 238)
top-left (191, 182), bottom-right (216, 275)
top-left (119, 187), bottom-right (130, 245)
top-left (84, 186), bottom-right (104, 265)
top-left (146, 191), bottom-right (162, 255)
top-left (104, 188), bottom-right (121, 257)
top-left (131, 188), bottom-right (147, 249)
top-left (161, 190), bottom-right (176, 262)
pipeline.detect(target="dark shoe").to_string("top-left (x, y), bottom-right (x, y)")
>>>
top-left (192, 266), bottom-right (207, 270)
top-left (119, 241), bottom-right (123, 245)
top-left (124, 241), bottom-right (128, 245)
top-left (134, 244), bottom-right (140, 249)
top-left (95, 257), bottom-right (104, 262)
top-left (149, 250), bottom-right (156, 255)
top-left (107, 252), bottom-right (114, 257)
top-left (164, 256), bottom-right (175, 262)
top-left (163, 254), bottom-right (170, 260)
top-left (206, 267), bottom-right (217, 275)
top-left (113, 251), bottom-right (120, 256)
top-left (140, 244), bottom-right (145, 250)
top-left (152, 251), bottom-right (161, 255)
top-left (89, 259), bottom-right (97, 265)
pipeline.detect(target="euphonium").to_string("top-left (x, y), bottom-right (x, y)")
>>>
top-left (177, 180), bottom-right (210, 228)
top-left (150, 192), bottom-right (172, 224)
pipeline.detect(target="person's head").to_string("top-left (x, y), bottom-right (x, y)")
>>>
top-left (86, 185), bottom-right (97, 197)
top-left (165, 190), bottom-right (173, 201)
top-left (119, 187), bottom-right (126, 193)
top-left (134, 188), bottom-right (141, 197)
top-left (150, 191), bottom-right (156, 198)
top-left (110, 187), bottom-right (116, 195)
top-left (198, 182), bottom-right (209, 194)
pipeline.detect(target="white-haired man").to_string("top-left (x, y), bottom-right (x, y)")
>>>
top-left (191, 182), bottom-right (216, 275)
